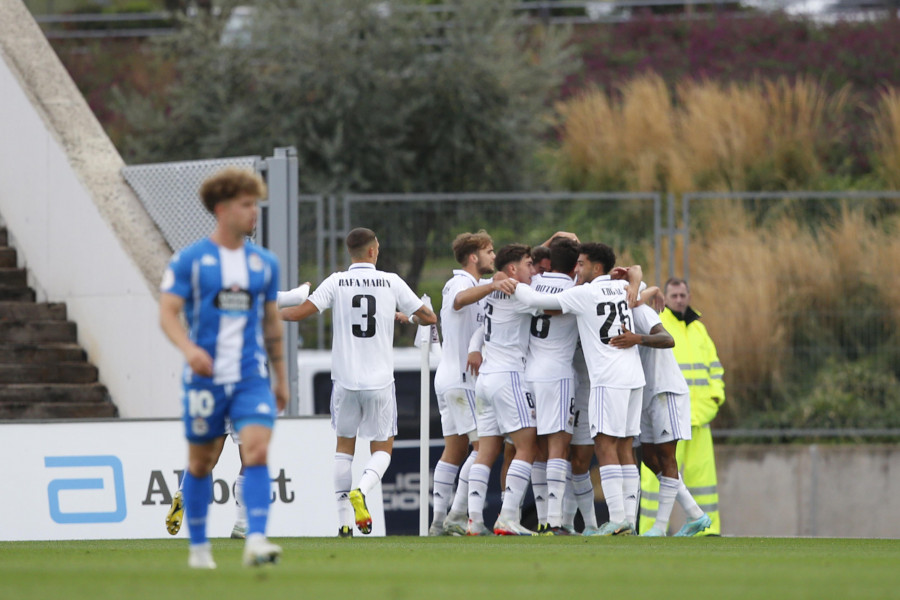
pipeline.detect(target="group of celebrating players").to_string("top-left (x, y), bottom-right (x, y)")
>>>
top-left (426, 230), bottom-right (713, 537)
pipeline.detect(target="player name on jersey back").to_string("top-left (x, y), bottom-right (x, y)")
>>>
top-left (337, 277), bottom-right (392, 287)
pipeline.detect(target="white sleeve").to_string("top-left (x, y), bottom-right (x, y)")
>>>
top-left (632, 303), bottom-right (661, 335)
top-left (467, 325), bottom-right (485, 353)
top-left (307, 275), bottom-right (337, 313)
top-left (395, 277), bottom-right (426, 316)
top-left (514, 283), bottom-right (562, 311)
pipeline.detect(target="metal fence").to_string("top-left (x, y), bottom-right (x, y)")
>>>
top-left (124, 151), bottom-right (900, 429)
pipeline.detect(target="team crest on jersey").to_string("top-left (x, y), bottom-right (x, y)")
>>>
top-left (192, 417), bottom-right (209, 436)
top-left (201, 254), bottom-right (218, 266)
top-left (215, 286), bottom-right (252, 312)
top-left (248, 253), bottom-right (264, 272)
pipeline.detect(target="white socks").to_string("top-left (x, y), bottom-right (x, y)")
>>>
top-left (655, 475), bottom-right (680, 531)
top-left (234, 473), bottom-right (247, 528)
top-left (562, 470), bottom-right (578, 529)
top-left (431, 460), bottom-right (460, 525)
top-left (531, 461), bottom-right (548, 525)
top-left (500, 460), bottom-right (532, 520)
top-left (599, 464), bottom-right (626, 523)
top-left (334, 453), bottom-right (354, 527)
top-left (467, 463), bottom-right (491, 525)
top-left (622, 464), bottom-right (640, 526)
top-left (546, 458), bottom-right (569, 528)
top-left (448, 451), bottom-right (477, 519)
top-left (676, 474), bottom-right (704, 520)
top-left (358, 450), bottom-right (391, 496)
top-left (572, 471), bottom-right (597, 529)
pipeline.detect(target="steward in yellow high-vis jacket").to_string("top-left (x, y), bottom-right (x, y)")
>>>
top-left (638, 278), bottom-right (724, 535)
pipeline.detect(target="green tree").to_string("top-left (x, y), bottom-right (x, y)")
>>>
top-left (118, 0), bottom-right (576, 289)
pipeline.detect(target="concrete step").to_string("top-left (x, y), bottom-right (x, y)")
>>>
top-left (0, 401), bottom-right (117, 420)
top-left (0, 268), bottom-right (26, 287)
top-left (0, 285), bottom-right (34, 302)
top-left (0, 320), bottom-right (77, 343)
top-left (0, 363), bottom-right (98, 384)
top-left (0, 343), bottom-right (85, 363)
top-left (0, 302), bottom-right (66, 321)
top-left (0, 383), bottom-right (109, 404)
top-left (0, 248), bottom-right (16, 268)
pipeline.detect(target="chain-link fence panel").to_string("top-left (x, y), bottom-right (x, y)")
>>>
top-left (123, 156), bottom-right (260, 252)
top-left (681, 191), bottom-right (900, 431)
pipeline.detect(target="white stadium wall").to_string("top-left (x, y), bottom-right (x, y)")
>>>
top-left (0, 0), bottom-right (182, 417)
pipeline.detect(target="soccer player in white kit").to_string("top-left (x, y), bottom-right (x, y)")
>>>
top-left (524, 238), bottom-right (580, 535)
top-left (280, 228), bottom-right (436, 536)
top-left (514, 242), bottom-right (644, 536)
top-left (457, 244), bottom-right (541, 536)
top-left (429, 231), bottom-right (496, 536)
top-left (611, 289), bottom-right (710, 536)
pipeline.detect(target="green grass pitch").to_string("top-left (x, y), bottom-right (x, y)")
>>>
top-left (2, 537), bottom-right (898, 599)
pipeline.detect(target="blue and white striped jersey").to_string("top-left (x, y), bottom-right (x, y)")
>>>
top-left (160, 238), bottom-right (279, 385)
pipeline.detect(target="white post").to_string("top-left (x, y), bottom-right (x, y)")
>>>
top-left (418, 322), bottom-right (431, 537)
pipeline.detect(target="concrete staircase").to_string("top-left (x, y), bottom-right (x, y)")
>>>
top-left (0, 228), bottom-right (117, 419)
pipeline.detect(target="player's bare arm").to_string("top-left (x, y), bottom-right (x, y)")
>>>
top-left (410, 304), bottom-right (437, 326)
top-left (159, 292), bottom-right (213, 377)
top-left (280, 298), bottom-right (319, 322)
top-left (610, 323), bottom-right (674, 349)
top-left (263, 300), bottom-right (289, 413)
top-left (452, 278), bottom-right (516, 310)
top-left (641, 286), bottom-right (665, 313)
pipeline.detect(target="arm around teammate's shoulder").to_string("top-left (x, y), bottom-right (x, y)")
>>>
top-left (452, 278), bottom-right (514, 310)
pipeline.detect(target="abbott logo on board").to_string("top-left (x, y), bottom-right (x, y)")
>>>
top-left (44, 455), bottom-right (127, 524)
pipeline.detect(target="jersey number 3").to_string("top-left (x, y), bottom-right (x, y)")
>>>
top-left (352, 294), bottom-right (377, 338)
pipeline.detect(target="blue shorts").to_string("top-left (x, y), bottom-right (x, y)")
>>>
top-left (182, 377), bottom-right (276, 444)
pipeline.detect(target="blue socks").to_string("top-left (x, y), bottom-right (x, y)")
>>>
top-left (182, 471), bottom-right (212, 545)
top-left (242, 464), bottom-right (271, 536)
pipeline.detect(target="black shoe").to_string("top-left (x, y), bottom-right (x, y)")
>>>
top-left (338, 525), bottom-right (353, 538)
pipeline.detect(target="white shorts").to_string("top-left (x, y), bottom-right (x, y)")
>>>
top-left (474, 371), bottom-right (536, 437)
top-left (639, 391), bottom-right (692, 444)
top-left (588, 386), bottom-right (642, 439)
top-left (438, 388), bottom-right (478, 437)
top-left (330, 382), bottom-right (398, 441)
top-left (529, 378), bottom-right (575, 436)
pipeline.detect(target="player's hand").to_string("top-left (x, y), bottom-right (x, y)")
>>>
top-left (274, 384), bottom-right (289, 413)
top-left (609, 266), bottom-right (629, 280)
top-left (643, 286), bottom-right (665, 312)
top-left (395, 311), bottom-right (410, 324)
top-left (625, 283), bottom-right (639, 307)
top-left (185, 344), bottom-right (213, 377)
top-left (610, 327), bottom-right (641, 349)
top-left (491, 277), bottom-right (517, 295)
top-left (548, 231), bottom-right (579, 244)
top-left (466, 351), bottom-right (483, 377)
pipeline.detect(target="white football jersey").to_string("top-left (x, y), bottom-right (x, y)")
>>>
top-left (308, 263), bottom-right (423, 390)
top-left (632, 303), bottom-right (689, 396)
top-left (434, 270), bottom-right (488, 395)
top-left (556, 276), bottom-right (645, 390)
top-left (525, 273), bottom-right (578, 383)
top-left (480, 288), bottom-right (542, 375)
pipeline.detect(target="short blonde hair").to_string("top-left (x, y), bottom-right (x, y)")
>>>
top-left (199, 167), bottom-right (267, 214)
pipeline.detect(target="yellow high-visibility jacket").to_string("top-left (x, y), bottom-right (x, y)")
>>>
top-left (659, 306), bottom-right (725, 426)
